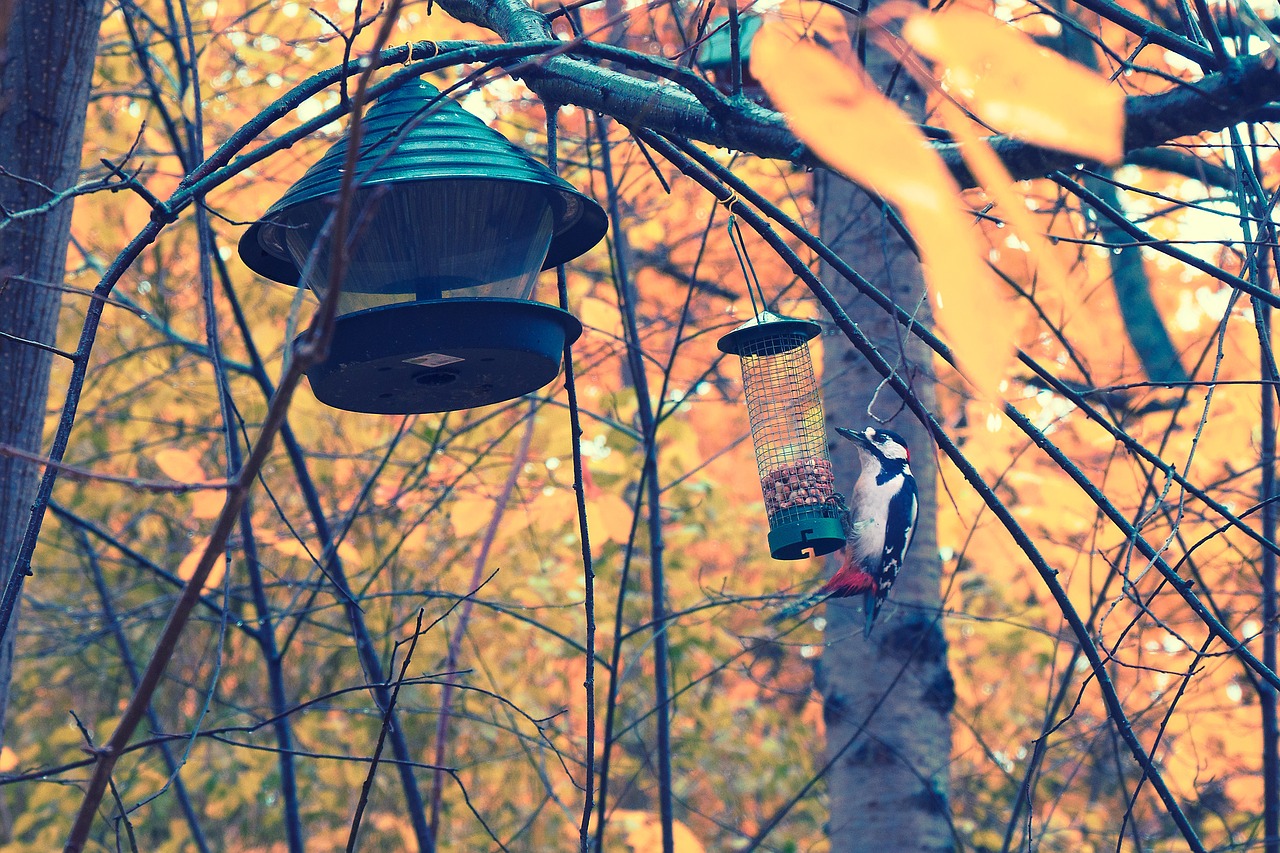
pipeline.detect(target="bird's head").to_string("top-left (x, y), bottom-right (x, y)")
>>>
top-left (835, 426), bottom-right (911, 464)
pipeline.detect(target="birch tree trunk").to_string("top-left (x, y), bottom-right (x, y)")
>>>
top-left (0, 0), bottom-right (102, 748)
top-left (816, 32), bottom-right (955, 853)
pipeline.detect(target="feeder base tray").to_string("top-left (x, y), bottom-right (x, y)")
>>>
top-left (303, 298), bottom-right (582, 414)
top-left (768, 516), bottom-right (845, 561)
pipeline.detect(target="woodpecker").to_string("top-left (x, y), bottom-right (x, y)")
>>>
top-left (772, 426), bottom-right (918, 637)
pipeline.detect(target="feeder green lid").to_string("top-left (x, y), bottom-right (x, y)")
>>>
top-left (717, 311), bottom-right (822, 356)
top-left (697, 15), bottom-right (763, 69)
top-left (240, 78), bottom-right (608, 285)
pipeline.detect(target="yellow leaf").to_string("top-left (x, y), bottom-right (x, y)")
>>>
top-left (578, 296), bottom-right (623, 341)
top-left (336, 540), bottom-right (363, 568)
top-left (901, 6), bottom-right (1124, 163)
top-left (266, 534), bottom-right (359, 568)
top-left (628, 218), bottom-right (669, 252)
top-left (192, 490), bottom-right (224, 520)
top-left (181, 85), bottom-right (198, 121)
top-left (751, 29), bottom-right (1010, 396)
top-left (270, 537), bottom-right (314, 561)
top-left (400, 523), bottom-right (431, 553)
top-left (762, 0), bottom-right (851, 57)
top-left (155, 447), bottom-right (223, 518)
top-left (936, 97), bottom-right (1070, 296)
top-left (590, 492), bottom-right (636, 544)
top-left (450, 495), bottom-right (497, 539)
top-left (612, 809), bottom-right (706, 853)
top-left (0, 746), bottom-right (18, 773)
top-left (177, 537), bottom-right (226, 590)
top-left (532, 487), bottom-right (577, 529)
top-left (154, 448), bottom-right (207, 483)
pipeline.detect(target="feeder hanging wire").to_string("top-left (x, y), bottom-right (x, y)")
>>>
top-left (728, 210), bottom-right (770, 319)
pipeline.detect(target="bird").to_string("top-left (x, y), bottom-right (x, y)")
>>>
top-left (772, 426), bottom-right (919, 637)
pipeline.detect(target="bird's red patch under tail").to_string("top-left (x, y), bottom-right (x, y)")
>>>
top-left (820, 559), bottom-right (878, 598)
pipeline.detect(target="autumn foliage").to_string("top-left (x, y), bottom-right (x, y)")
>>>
top-left (0, 0), bottom-right (1277, 850)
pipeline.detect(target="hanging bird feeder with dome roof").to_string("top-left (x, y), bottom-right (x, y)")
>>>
top-left (238, 78), bottom-right (607, 414)
top-left (696, 14), bottom-right (767, 103)
top-left (719, 311), bottom-right (846, 561)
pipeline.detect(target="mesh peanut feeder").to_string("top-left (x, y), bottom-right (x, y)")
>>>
top-left (719, 312), bottom-right (846, 560)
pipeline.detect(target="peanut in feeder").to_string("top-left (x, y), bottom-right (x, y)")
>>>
top-left (718, 312), bottom-right (846, 560)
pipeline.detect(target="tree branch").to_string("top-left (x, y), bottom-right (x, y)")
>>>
top-left (436, 0), bottom-right (1280, 186)
top-left (938, 52), bottom-right (1280, 185)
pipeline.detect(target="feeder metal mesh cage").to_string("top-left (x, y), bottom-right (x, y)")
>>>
top-left (719, 312), bottom-right (846, 560)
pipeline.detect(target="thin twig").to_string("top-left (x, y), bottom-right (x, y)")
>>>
top-left (348, 608), bottom-right (427, 851)
top-left (548, 106), bottom-right (600, 851)
top-left (428, 408), bottom-right (537, 837)
top-left (0, 442), bottom-right (229, 493)
top-left (0, 329), bottom-right (76, 360)
top-left (73, 526), bottom-right (213, 853)
top-left (593, 113), bottom-right (676, 853)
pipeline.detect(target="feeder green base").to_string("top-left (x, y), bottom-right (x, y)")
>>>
top-left (768, 517), bottom-right (846, 561)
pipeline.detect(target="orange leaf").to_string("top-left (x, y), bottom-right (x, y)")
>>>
top-left (269, 537), bottom-right (313, 561)
top-left (936, 97), bottom-right (1069, 296)
top-left (451, 495), bottom-right (499, 539)
top-left (590, 492), bottom-right (636, 545)
top-left (192, 491), bottom-right (224, 520)
top-left (531, 487), bottom-right (577, 529)
top-left (612, 809), bottom-right (706, 853)
top-left (901, 6), bottom-right (1124, 163)
top-left (751, 28), bottom-right (1010, 396)
top-left (154, 448), bottom-right (207, 483)
top-left (336, 541), bottom-right (363, 568)
top-left (267, 534), bottom-right (361, 568)
top-left (578, 296), bottom-right (623, 341)
top-left (155, 447), bottom-right (223, 518)
top-left (178, 537), bottom-right (226, 591)
top-left (751, 28), bottom-right (941, 200)
top-left (762, 0), bottom-right (851, 59)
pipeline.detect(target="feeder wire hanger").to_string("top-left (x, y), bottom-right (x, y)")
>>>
top-left (726, 199), bottom-right (772, 320)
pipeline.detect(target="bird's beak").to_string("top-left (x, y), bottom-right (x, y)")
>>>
top-left (835, 426), bottom-right (872, 448)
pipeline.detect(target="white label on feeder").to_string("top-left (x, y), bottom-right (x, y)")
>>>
top-left (403, 353), bottom-right (465, 368)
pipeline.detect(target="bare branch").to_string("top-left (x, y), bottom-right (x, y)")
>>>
top-left (434, 0), bottom-right (1280, 186)
top-left (0, 442), bottom-right (229, 493)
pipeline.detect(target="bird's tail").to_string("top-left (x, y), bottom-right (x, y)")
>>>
top-left (768, 590), bottom-right (831, 624)
top-left (863, 591), bottom-right (881, 638)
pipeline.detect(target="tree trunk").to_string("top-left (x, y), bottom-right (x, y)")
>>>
top-left (816, 36), bottom-right (955, 853)
top-left (0, 0), bottom-right (102, 748)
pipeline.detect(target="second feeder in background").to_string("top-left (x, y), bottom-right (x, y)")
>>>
top-left (719, 312), bottom-right (846, 560)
